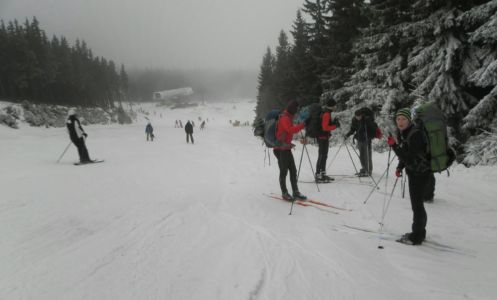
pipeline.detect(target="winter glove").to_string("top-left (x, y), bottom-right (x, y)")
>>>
top-left (387, 135), bottom-right (396, 146)
top-left (83, 133), bottom-right (88, 138)
top-left (331, 119), bottom-right (341, 128)
top-left (395, 169), bottom-right (402, 178)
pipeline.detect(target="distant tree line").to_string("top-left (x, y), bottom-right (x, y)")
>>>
top-left (255, 0), bottom-right (497, 146)
top-left (0, 17), bottom-right (128, 108)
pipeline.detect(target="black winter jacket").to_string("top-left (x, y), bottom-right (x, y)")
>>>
top-left (185, 122), bottom-right (193, 134)
top-left (393, 125), bottom-right (431, 175)
top-left (346, 116), bottom-right (376, 143)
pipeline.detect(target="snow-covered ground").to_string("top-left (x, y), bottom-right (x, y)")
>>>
top-left (1, 100), bottom-right (496, 300)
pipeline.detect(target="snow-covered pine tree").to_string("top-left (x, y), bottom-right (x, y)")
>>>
top-left (289, 10), bottom-right (322, 106)
top-left (458, 0), bottom-right (497, 164)
top-left (273, 30), bottom-right (295, 108)
top-left (323, 0), bottom-right (414, 138)
top-left (302, 0), bottom-right (329, 82)
top-left (255, 47), bottom-right (276, 119)
top-left (459, 0), bottom-right (497, 133)
top-left (321, 0), bottom-right (368, 92)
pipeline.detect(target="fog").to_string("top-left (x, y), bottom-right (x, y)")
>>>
top-left (0, 0), bottom-right (303, 71)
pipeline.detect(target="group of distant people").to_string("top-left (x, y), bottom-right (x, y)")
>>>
top-left (66, 110), bottom-right (210, 164)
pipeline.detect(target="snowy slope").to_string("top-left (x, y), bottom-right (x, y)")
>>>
top-left (1, 100), bottom-right (496, 300)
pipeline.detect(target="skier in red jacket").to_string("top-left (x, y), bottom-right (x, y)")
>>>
top-left (274, 100), bottom-right (307, 201)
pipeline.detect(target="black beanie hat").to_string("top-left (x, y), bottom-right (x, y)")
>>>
top-left (326, 98), bottom-right (337, 109)
top-left (286, 100), bottom-right (299, 115)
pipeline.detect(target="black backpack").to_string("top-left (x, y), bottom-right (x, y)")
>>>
top-left (304, 103), bottom-right (323, 138)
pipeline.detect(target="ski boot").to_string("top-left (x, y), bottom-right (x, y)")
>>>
top-left (293, 191), bottom-right (307, 200)
top-left (282, 192), bottom-right (294, 201)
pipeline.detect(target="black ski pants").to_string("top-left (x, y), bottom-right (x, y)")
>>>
top-left (72, 137), bottom-right (91, 162)
top-left (316, 138), bottom-right (329, 175)
top-left (186, 133), bottom-right (194, 144)
top-left (357, 140), bottom-right (372, 174)
top-left (273, 149), bottom-right (299, 195)
top-left (407, 171), bottom-right (430, 243)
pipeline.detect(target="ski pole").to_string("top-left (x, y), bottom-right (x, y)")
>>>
top-left (57, 142), bottom-right (72, 163)
top-left (363, 154), bottom-right (397, 204)
top-left (289, 197), bottom-right (296, 215)
top-left (378, 176), bottom-right (399, 249)
top-left (402, 171), bottom-right (406, 198)
top-left (296, 134), bottom-right (306, 180)
top-left (344, 143), bottom-right (360, 176)
top-left (264, 147), bottom-right (267, 166)
top-left (303, 141), bottom-right (320, 192)
top-left (326, 141), bottom-right (343, 171)
top-left (384, 146), bottom-right (392, 194)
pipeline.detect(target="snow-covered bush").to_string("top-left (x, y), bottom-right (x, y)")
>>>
top-left (0, 112), bottom-right (18, 128)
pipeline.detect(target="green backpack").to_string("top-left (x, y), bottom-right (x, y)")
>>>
top-left (414, 102), bottom-right (455, 173)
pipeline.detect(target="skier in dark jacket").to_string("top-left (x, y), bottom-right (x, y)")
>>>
top-left (315, 98), bottom-right (339, 182)
top-left (388, 108), bottom-right (431, 245)
top-left (274, 100), bottom-right (306, 201)
top-left (345, 107), bottom-right (377, 176)
top-left (66, 109), bottom-right (92, 163)
top-left (145, 122), bottom-right (154, 141)
top-left (185, 121), bottom-right (194, 144)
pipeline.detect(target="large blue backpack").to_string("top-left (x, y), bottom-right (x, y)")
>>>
top-left (263, 109), bottom-right (290, 148)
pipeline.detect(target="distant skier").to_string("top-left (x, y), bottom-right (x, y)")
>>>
top-left (200, 120), bottom-right (206, 130)
top-left (145, 122), bottom-right (154, 141)
top-left (66, 109), bottom-right (93, 163)
top-left (185, 121), bottom-right (194, 144)
top-left (179, 120), bottom-right (183, 128)
top-left (175, 120), bottom-right (179, 128)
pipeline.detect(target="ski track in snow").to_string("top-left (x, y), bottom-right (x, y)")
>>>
top-left (1, 101), bottom-right (497, 300)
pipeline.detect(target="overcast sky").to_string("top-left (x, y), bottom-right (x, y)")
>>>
top-left (0, 0), bottom-right (304, 71)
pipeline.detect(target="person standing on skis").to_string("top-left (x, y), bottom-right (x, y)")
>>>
top-left (66, 109), bottom-right (93, 164)
top-left (345, 107), bottom-right (378, 176)
top-left (315, 98), bottom-right (339, 182)
top-left (274, 100), bottom-right (307, 201)
top-left (388, 108), bottom-right (431, 245)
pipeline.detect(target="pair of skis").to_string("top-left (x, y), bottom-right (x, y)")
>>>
top-left (264, 193), bottom-right (352, 214)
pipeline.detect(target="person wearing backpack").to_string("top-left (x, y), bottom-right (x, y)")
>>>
top-left (345, 107), bottom-right (378, 176)
top-left (274, 100), bottom-right (307, 201)
top-left (145, 122), bottom-right (154, 141)
top-left (185, 121), bottom-right (194, 144)
top-left (387, 108), bottom-right (431, 245)
top-left (315, 98), bottom-right (339, 182)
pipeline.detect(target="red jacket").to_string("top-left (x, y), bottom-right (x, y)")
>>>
top-left (275, 110), bottom-right (305, 150)
top-left (318, 111), bottom-right (337, 139)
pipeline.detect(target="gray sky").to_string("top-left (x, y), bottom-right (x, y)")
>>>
top-left (0, 0), bottom-right (304, 71)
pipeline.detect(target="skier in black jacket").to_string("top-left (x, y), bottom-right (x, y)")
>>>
top-left (388, 108), bottom-right (431, 245)
top-left (185, 121), bottom-right (194, 144)
top-left (66, 109), bottom-right (92, 163)
top-left (345, 107), bottom-right (377, 176)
